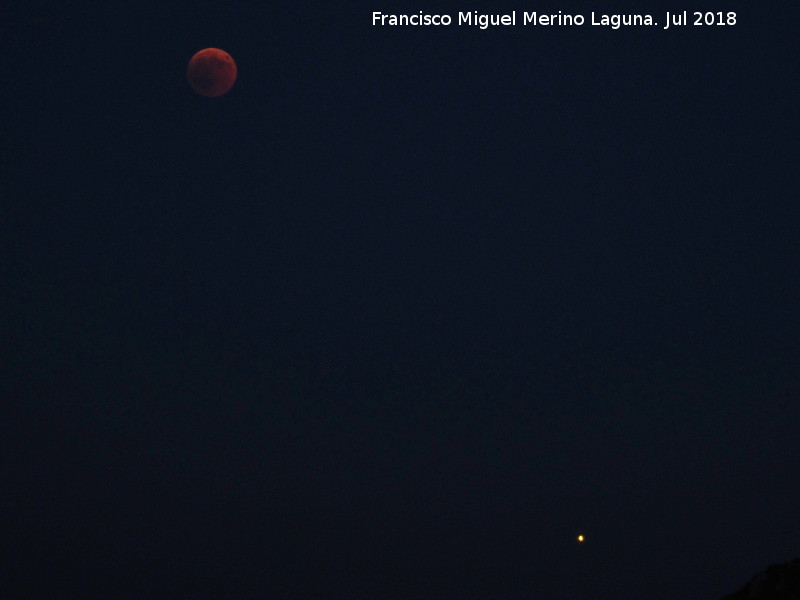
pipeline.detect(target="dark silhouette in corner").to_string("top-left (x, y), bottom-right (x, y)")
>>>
top-left (722, 558), bottom-right (800, 599)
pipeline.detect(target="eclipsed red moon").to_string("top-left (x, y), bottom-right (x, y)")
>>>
top-left (187, 48), bottom-right (237, 98)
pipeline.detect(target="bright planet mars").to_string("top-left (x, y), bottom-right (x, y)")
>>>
top-left (187, 48), bottom-right (237, 97)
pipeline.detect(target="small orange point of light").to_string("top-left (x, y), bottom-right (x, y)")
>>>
top-left (577, 534), bottom-right (585, 542)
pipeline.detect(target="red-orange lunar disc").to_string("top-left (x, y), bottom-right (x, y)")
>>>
top-left (187, 48), bottom-right (237, 97)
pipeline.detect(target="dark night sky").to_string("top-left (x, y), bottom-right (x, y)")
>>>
top-left (2, 1), bottom-right (798, 598)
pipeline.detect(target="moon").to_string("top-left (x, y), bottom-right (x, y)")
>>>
top-left (187, 48), bottom-right (237, 97)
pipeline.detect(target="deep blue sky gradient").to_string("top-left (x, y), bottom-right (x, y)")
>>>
top-left (2, 1), bottom-right (798, 598)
